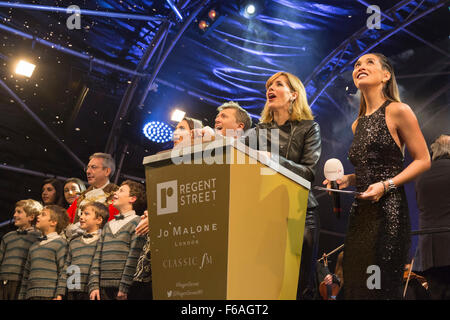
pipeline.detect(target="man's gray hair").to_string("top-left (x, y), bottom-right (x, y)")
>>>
top-left (430, 134), bottom-right (450, 161)
top-left (89, 152), bottom-right (116, 176)
top-left (217, 101), bottom-right (252, 131)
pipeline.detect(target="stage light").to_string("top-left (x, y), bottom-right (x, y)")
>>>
top-left (198, 20), bottom-right (209, 31)
top-left (245, 4), bottom-right (256, 16)
top-left (239, 0), bottom-right (266, 19)
top-left (15, 60), bottom-right (36, 77)
top-left (143, 121), bottom-right (173, 143)
top-left (196, 5), bottom-right (225, 36)
top-left (208, 9), bottom-right (217, 21)
top-left (171, 109), bottom-right (186, 122)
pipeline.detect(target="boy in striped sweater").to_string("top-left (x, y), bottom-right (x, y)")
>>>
top-left (89, 180), bottom-right (146, 300)
top-left (59, 202), bottom-right (109, 300)
top-left (0, 199), bottom-right (42, 300)
top-left (18, 205), bottom-right (69, 300)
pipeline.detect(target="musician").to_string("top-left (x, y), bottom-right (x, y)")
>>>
top-left (316, 251), bottom-right (343, 300)
top-left (414, 134), bottom-right (450, 299)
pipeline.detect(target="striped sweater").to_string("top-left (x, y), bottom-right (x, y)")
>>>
top-left (88, 217), bottom-right (145, 294)
top-left (60, 235), bottom-right (100, 295)
top-left (18, 235), bottom-right (68, 299)
top-left (0, 229), bottom-right (41, 281)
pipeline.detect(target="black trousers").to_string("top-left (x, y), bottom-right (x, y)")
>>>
top-left (0, 280), bottom-right (21, 300)
top-left (128, 281), bottom-right (153, 300)
top-left (424, 266), bottom-right (450, 300)
top-left (99, 287), bottom-right (120, 300)
top-left (297, 208), bottom-right (320, 300)
top-left (67, 291), bottom-right (90, 300)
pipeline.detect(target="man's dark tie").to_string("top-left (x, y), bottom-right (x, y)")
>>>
top-left (16, 230), bottom-right (28, 235)
top-left (82, 233), bottom-right (94, 238)
top-left (115, 214), bottom-right (125, 220)
top-left (38, 235), bottom-right (47, 241)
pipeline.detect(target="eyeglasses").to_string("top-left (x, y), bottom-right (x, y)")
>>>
top-left (85, 165), bottom-right (105, 172)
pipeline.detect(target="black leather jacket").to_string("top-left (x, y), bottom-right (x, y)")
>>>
top-left (243, 119), bottom-right (322, 209)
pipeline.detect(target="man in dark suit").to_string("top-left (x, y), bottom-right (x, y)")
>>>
top-left (415, 134), bottom-right (450, 300)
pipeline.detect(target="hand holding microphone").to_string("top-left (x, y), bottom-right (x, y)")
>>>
top-left (322, 159), bottom-right (344, 218)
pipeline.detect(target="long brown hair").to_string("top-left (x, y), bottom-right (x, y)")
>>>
top-left (357, 53), bottom-right (401, 117)
top-left (260, 71), bottom-right (314, 123)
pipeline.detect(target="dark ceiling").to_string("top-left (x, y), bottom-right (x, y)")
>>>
top-left (0, 0), bottom-right (449, 257)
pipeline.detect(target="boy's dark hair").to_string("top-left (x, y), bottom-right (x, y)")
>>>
top-left (44, 205), bottom-right (70, 234)
top-left (121, 180), bottom-right (146, 214)
top-left (81, 202), bottom-right (109, 228)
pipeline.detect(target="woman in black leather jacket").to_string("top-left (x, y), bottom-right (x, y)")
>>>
top-left (244, 71), bottom-right (322, 299)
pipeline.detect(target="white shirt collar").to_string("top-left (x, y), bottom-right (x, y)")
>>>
top-left (109, 210), bottom-right (137, 235)
top-left (93, 180), bottom-right (110, 190)
top-left (81, 229), bottom-right (101, 244)
top-left (118, 210), bottom-right (136, 218)
top-left (39, 232), bottom-right (61, 245)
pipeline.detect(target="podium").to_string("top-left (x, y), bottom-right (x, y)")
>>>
top-left (142, 139), bottom-right (310, 300)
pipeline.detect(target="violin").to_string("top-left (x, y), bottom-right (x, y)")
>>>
top-left (319, 254), bottom-right (341, 300)
top-left (403, 263), bottom-right (428, 290)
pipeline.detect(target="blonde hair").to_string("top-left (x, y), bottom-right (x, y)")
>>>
top-left (260, 72), bottom-right (314, 123)
top-left (430, 134), bottom-right (450, 161)
top-left (15, 199), bottom-right (43, 226)
top-left (357, 53), bottom-right (401, 118)
top-left (217, 101), bottom-right (252, 130)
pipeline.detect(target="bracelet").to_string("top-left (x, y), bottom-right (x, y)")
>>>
top-left (387, 179), bottom-right (397, 192)
top-left (381, 181), bottom-right (387, 195)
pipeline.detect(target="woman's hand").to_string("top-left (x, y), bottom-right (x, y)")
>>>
top-left (324, 274), bottom-right (333, 286)
top-left (135, 210), bottom-right (149, 236)
top-left (322, 174), bottom-right (354, 194)
top-left (358, 182), bottom-right (385, 202)
top-left (192, 126), bottom-right (215, 143)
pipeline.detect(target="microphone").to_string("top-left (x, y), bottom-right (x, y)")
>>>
top-left (324, 158), bottom-right (344, 218)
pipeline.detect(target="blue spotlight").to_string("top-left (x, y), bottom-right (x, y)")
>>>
top-left (143, 121), bottom-right (173, 143)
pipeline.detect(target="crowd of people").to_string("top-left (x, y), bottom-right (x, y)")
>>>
top-left (0, 52), bottom-right (449, 300)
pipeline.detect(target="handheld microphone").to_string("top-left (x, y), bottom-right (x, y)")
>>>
top-left (324, 158), bottom-right (344, 219)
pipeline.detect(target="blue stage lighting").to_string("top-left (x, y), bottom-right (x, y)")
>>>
top-left (143, 121), bottom-right (173, 143)
top-left (239, 0), bottom-right (266, 19)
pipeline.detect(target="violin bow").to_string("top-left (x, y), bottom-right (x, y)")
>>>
top-left (317, 244), bottom-right (344, 262)
top-left (403, 257), bottom-right (415, 298)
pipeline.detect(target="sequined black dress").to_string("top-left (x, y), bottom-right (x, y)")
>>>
top-left (345, 101), bottom-right (410, 299)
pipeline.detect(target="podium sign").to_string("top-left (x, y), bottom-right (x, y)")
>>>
top-left (143, 141), bottom-right (310, 299)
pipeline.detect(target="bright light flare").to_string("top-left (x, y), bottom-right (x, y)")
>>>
top-left (15, 60), bottom-right (36, 77)
top-left (171, 109), bottom-right (186, 122)
top-left (245, 4), bottom-right (256, 15)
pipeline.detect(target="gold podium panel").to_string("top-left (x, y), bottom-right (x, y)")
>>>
top-left (143, 140), bottom-right (310, 300)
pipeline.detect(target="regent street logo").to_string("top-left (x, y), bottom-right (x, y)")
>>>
top-left (156, 178), bottom-right (217, 215)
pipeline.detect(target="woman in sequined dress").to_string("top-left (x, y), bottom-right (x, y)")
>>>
top-left (324, 53), bottom-right (430, 299)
